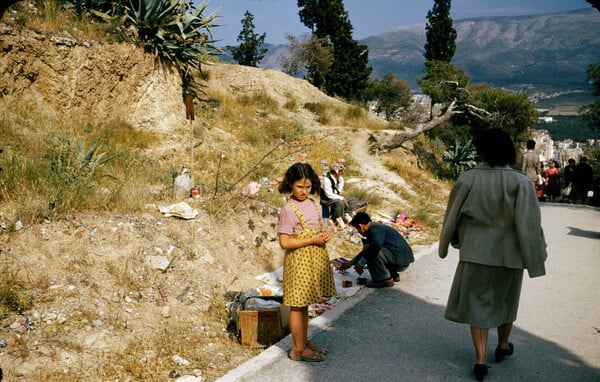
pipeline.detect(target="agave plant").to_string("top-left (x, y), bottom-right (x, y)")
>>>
top-left (126, 0), bottom-right (221, 99)
top-left (443, 138), bottom-right (477, 179)
top-left (47, 138), bottom-right (117, 210)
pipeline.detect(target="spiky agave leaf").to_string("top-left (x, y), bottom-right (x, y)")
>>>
top-left (126, 0), bottom-right (220, 99)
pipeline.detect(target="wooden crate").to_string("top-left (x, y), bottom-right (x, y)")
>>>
top-left (237, 309), bottom-right (282, 349)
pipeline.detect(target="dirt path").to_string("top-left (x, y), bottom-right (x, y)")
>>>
top-left (345, 128), bottom-right (408, 214)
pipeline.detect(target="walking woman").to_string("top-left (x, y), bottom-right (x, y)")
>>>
top-left (278, 162), bottom-right (337, 362)
top-left (439, 129), bottom-right (547, 381)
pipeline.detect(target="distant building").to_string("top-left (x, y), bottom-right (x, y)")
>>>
top-left (538, 116), bottom-right (554, 123)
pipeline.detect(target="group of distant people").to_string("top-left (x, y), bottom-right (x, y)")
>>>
top-left (521, 139), bottom-right (594, 204)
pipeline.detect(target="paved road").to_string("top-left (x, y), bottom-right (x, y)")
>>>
top-left (217, 204), bottom-right (600, 382)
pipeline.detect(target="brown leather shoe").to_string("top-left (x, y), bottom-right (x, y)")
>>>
top-left (366, 278), bottom-right (394, 288)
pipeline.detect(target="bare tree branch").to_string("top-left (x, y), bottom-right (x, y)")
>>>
top-left (370, 100), bottom-right (458, 152)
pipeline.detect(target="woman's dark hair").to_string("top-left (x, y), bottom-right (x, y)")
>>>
top-left (278, 162), bottom-right (321, 195)
top-left (474, 129), bottom-right (516, 167)
top-left (526, 139), bottom-right (536, 150)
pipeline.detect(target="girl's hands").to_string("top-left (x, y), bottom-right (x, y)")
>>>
top-left (314, 226), bottom-right (331, 245)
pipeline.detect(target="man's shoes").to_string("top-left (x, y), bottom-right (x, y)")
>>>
top-left (390, 266), bottom-right (408, 282)
top-left (366, 278), bottom-right (394, 288)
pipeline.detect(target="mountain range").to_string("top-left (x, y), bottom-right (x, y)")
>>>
top-left (256, 8), bottom-right (600, 96)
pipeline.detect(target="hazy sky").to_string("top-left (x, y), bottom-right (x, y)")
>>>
top-left (202, 0), bottom-right (592, 46)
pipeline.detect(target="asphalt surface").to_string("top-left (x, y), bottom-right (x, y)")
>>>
top-left (217, 204), bottom-right (600, 382)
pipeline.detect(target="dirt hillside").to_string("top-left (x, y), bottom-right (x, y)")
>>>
top-left (0, 18), bottom-right (448, 382)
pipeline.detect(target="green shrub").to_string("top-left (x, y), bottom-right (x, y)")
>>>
top-left (0, 275), bottom-right (33, 314)
top-left (45, 137), bottom-right (117, 210)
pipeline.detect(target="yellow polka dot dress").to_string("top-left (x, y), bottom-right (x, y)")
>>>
top-left (282, 201), bottom-right (337, 307)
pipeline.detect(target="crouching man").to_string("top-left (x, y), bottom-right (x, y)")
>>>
top-left (340, 212), bottom-right (414, 288)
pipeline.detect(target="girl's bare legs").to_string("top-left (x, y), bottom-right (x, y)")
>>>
top-left (497, 323), bottom-right (513, 349)
top-left (289, 306), bottom-right (307, 352)
top-left (289, 306), bottom-right (322, 359)
top-left (471, 327), bottom-right (489, 364)
top-left (302, 307), bottom-right (309, 345)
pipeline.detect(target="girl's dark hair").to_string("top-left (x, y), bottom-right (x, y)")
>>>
top-left (474, 129), bottom-right (516, 167)
top-left (278, 162), bottom-right (321, 195)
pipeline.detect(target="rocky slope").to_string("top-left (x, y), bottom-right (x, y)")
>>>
top-left (0, 17), bottom-right (447, 382)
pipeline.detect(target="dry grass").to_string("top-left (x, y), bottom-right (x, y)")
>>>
top-left (0, 77), bottom-right (452, 381)
top-left (303, 100), bottom-right (390, 130)
top-left (12, 0), bottom-right (120, 42)
top-left (0, 97), bottom-right (167, 224)
top-left (0, 10), bottom-right (453, 378)
top-left (384, 155), bottom-right (451, 244)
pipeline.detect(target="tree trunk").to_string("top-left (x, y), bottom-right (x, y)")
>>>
top-left (370, 100), bottom-right (458, 152)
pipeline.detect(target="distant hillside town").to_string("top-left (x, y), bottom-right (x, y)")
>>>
top-left (529, 128), bottom-right (598, 168)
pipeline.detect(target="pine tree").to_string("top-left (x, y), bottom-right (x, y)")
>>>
top-left (424, 0), bottom-right (457, 62)
top-left (297, 0), bottom-right (371, 100)
top-left (419, 0), bottom-right (460, 117)
top-left (228, 10), bottom-right (267, 67)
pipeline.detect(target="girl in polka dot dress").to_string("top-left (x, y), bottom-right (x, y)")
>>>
top-left (278, 162), bottom-right (337, 362)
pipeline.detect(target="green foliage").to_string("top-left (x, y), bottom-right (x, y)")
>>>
top-left (463, 83), bottom-right (537, 146)
top-left (365, 72), bottom-right (412, 120)
top-left (126, 0), bottom-right (220, 99)
top-left (303, 102), bottom-right (326, 115)
top-left (443, 139), bottom-right (477, 179)
top-left (585, 62), bottom-right (600, 95)
top-left (579, 62), bottom-right (600, 131)
top-left (536, 115), bottom-right (597, 142)
top-left (236, 91), bottom-right (279, 112)
top-left (325, 33), bottom-right (372, 100)
top-left (585, 147), bottom-right (600, 177)
top-left (228, 10), bottom-right (267, 67)
top-left (0, 275), bottom-right (33, 314)
top-left (296, 0), bottom-right (371, 100)
top-left (281, 33), bottom-right (333, 88)
top-left (63, 0), bottom-right (126, 16)
top-left (417, 60), bottom-right (470, 106)
top-left (425, 83), bottom-right (537, 156)
top-left (424, 0), bottom-right (456, 62)
top-left (46, 137), bottom-right (116, 209)
top-left (580, 101), bottom-right (600, 131)
top-left (345, 103), bottom-right (366, 121)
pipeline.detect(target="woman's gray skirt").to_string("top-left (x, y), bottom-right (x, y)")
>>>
top-left (444, 261), bottom-right (524, 329)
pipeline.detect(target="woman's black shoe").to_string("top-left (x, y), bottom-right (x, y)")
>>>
top-left (495, 342), bottom-right (514, 362)
top-left (473, 364), bottom-right (489, 381)
top-left (473, 363), bottom-right (488, 381)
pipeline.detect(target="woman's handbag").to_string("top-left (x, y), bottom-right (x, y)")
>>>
top-left (561, 182), bottom-right (572, 197)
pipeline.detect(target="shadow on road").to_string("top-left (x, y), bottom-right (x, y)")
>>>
top-left (251, 288), bottom-right (600, 382)
top-left (566, 226), bottom-right (600, 239)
